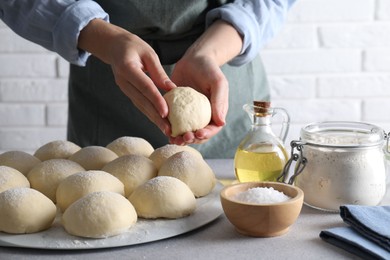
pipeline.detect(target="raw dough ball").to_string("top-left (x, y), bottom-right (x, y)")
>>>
top-left (62, 191), bottom-right (137, 238)
top-left (102, 155), bottom-right (157, 197)
top-left (56, 170), bottom-right (125, 212)
top-left (158, 151), bottom-right (216, 197)
top-left (27, 159), bottom-right (85, 202)
top-left (0, 187), bottom-right (56, 234)
top-left (129, 176), bottom-right (196, 219)
top-left (164, 86), bottom-right (211, 137)
top-left (149, 144), bottom-right (202, 169)
top-left (106, 136), bottom-right (154, 157)
top-left (69, 146), bottom-right (118, 170)
top-left (34, 140), bottom-right (81, 161)
top-left (0, 151), bottom-right (41, 176)
top-left (0, 166), bottom-right (30, 193)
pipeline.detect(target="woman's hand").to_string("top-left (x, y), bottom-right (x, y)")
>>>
top-left (170, 20), bottom-right (243, 145)
top-left (170, 51), bottom-right (228, 145)
top-left (78, 19), bottom-right (175, 136)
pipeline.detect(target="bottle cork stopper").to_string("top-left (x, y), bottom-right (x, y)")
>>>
top-left (253, 101), bottom-right (270, 115)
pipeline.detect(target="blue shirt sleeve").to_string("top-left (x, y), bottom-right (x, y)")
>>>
top-left (0, 0), bottom-right (109, 66)
top-left (206, 0), bottom-right (297, 66)
top-left (0, 0), bottom-right (295, 67)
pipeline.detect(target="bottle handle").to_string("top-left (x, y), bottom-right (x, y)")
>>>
top-left (272, 107), bottom-right (290, 143)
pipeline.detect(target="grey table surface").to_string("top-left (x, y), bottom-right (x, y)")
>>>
top-left (1, 159), bottom-right (388, 260)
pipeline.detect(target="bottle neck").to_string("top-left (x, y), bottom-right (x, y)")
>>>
top-left (253, 115), bottom-right (271, 127)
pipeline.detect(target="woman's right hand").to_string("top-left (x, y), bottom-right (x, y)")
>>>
top-left (78, 18), bottom-right (176, 136)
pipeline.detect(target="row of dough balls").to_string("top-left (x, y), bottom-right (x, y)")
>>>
top-left (0, 137), bottom-right (216, 199)
top-left (0, 137), bottom-right (216, 238)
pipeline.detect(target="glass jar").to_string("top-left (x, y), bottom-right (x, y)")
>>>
top-left (280, 121), bottom-right (388, 212)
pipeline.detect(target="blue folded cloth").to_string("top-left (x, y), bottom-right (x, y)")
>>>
top-left (340, 205), bottom-right (390, 251)
top-left (320, 205), bottom-right (390, 260)
top-left (320, 227), bottom-right (390, 259)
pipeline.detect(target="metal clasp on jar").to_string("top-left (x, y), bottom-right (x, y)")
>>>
top-left (277, 140), bottom-right (307, 185)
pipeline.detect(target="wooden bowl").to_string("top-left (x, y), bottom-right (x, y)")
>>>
top-left (220, 182), bottom-right (304, 237)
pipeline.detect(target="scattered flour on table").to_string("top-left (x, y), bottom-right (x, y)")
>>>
top-left (234, 187), bottom-right (291, 204)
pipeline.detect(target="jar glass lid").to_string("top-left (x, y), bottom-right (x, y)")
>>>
top-left (300, 121), bottom-right (384, 147)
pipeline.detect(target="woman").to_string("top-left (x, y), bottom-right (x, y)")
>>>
top-left (0, 0), bottom-right (296, 158)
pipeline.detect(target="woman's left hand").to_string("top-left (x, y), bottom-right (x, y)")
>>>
top-left (169, 20), bottom-right (243, 145)
top-left (170, 51), bottom-right (228, 145)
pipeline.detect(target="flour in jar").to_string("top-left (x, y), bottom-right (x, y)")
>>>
top-left (295, 145), bottom-right (386, 211)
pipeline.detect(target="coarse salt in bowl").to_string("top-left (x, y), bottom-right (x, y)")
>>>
top-left (220, 182), bottom-right (304, 237)
top-left (234, 187), bottom-right (291, 204)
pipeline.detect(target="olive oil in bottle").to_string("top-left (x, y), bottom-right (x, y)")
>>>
top-left (234, 101), bottom-right (290, 182)
top-left (234, 144), bottom-right (288, 182)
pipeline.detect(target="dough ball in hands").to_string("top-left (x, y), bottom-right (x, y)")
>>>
top-left (34, 140), bottom-right (81, 161)
top-left (158, 151), bottom-right (216, 197)
top-left (62, 191), bottom-right (137, 239)
top-left (56, 170), bottom-right (125, 212)
top-left (164, 86), bottom-right (212, 137)
top-left (0, 187), bottom-right (56, 234)
top-left (102, 155), bottom-right (157, 197)
top-left (129, 176), bottom-right (196, 219)
top-left (0, 151), bottom-right (41, 176)
top-left (149, 144), bottom-right (202, 169)
top-left (0, 166), bottom-right (30, 193)
top-left (27, 159), bottom-right (85, 203)
top-left (69, 146), bottom-right (118, 170)
top-left (106, 136), bottom-right (154, 157)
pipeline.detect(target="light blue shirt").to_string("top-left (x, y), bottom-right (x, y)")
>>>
top-left (0, 0), bottom-right (295, 67)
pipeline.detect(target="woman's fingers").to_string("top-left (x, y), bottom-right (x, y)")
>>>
top-left (142, 51), bottom-right (176, 92)
top-left (168, 122), bottom-right (223, 146)
top-left (118, 78), bottom-right (171, 136)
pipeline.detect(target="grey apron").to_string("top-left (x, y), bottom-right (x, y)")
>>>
top-left (68, 0), bottom-right (269, 158)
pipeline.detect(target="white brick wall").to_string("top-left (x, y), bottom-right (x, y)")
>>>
top-left (0, 21), bottom-right (68, 153)
top-left (0, 0), bottom-right (390, 154)
top-left (264, 0), bottom-right (390, 145)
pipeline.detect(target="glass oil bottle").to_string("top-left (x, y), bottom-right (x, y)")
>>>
top-left (234, 101), bottom-right (290, 182)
